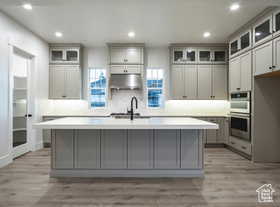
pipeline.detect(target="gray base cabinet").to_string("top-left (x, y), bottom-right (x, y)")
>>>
top-left (51, 129), bottom-right (204, 177)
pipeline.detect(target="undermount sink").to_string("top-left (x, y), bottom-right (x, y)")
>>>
top-left (113, 115), bottom-right (151, 119)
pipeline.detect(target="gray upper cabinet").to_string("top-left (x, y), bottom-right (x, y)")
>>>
top-left (253, 14), bottom-right (273, 46)
top-left (110, 46), bottom-right (144, 64)
top-left (230, 38), bottom-right (239, 57)
top-left (171, 65), bottom-right (197, 100)
top-left (212, 65), bottom-right (227, 99)
top-left (197, 65), bottom-right (212, 99)
top-left (197, 65), bottom-right (227, 100)
top-left (49, 65), bottom-right (81, 99)
top-left (274, 36), bottom-right (280, 72)
top-left (50, 46), bottom-right (81, 64)
top-left (273, 9), bottom-right (280, 37)
top-left (253, 41), bottom-right (273, 76)
top-left (229, 30), bottom-right (251, 58)
top-left (198, 49), bottom-right (212, 64)
top-left (172, 47), bottom-right (197, 64)
top-left (229, 51), bottom-right (252, 92)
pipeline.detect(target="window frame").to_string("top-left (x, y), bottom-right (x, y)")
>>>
top-left (146, 68), bottom-right (165, 109)
top-left (88, 68), bottom-right (108, 109)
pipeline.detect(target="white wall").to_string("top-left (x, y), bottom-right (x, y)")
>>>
top-left (0, 11), bottom-right (49, 167)
top-left (45, 46), bottom-right (229, 116)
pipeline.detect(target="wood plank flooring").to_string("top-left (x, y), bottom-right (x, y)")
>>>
top-left (0, 148), bottom-right (279, 207)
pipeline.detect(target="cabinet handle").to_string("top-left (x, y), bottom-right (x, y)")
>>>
top-left (272, 66), bottom-right (276, 69)
top-left (62, 95), bottom-right (66, 98)
top-left (241, 146), bottom-right (247, 150)
top-left (236, 88), bottom-right (240, 91)
top-left (269, 66), bottom-right (272, 70)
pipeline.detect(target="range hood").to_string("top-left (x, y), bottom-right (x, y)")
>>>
top-left (109, 74), bottom-right (142, 90)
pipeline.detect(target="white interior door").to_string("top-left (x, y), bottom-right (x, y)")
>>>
top-left (11, 50), bottom-right (32, 158)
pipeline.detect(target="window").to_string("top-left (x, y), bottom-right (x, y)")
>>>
top-left (146, 69), bottom-right (164, 108)
top-left (89, 68), bottom-right (107, 108)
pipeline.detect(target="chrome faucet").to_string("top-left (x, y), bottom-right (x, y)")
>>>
top-left (129, 96), bottom-right (138, 120)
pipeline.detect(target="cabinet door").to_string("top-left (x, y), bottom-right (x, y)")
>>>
top-left (171, 65), bottom-right (185, 99)
top-left (198, 49), bottom-right (212, 64)
top-left (50, 49), bottom-right (64, 63)
top-left (75, 130), bottom-right (100, 169)
top-left (206, 118), bottom-right (218, 143)
top-left (229, 57), bottom-right (241, 92)
top-left (240, 31), bottom-right (251, 51)
top-left (273, 36), bottom-right (280, 72)
top-left (49, 65), bottom-right (65, 99)
top-left (110, 65), bottom-right (127, 74)
top-left (154, 130), bottom-right (180, 169)
top-left (216, 119), bottom-right (224, 144)
top-left (101, 130), bottom-right (127, 169)
top-left (253, 15), bottom-right (273, 46)
top-left (253, 41), bottom-right (273, 76)
top-left (128, 130), bottom-right (153, 169)
top-left (181, 130), bottom-right (200, 169)
top-left (212, 50), bottom-right (227, 64)
top-left (230, 39), bottom-right (239, 57)
top-left (197, 65), bottom-right (212, 100)
top-left (64, 66), bottom-right (81, 99)
top-left (110, 47), bottom-right (126, 64)
top-left (185, 48), bottom-right (197, 63)
top-left (274, 9), bottom-right (280, 37)
top-left (212, 65), bottom-right (227, 100)
top-left (184, 65), bottom-right (197, 99)
top-left (240, 52), bottom-right (252, 91)
top-left (126, 48), bottom-right (142, 64)
top-left (66, 48), bottom-right (79, 64)
top-left (173, 48), bottom-right (184, 63)
top-left (53, 130), bottom-right (74, 169)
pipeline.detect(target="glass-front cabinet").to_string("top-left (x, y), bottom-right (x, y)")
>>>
top-left (198, 49), bottom-right (211, 63)
top-left (274, 9), bottom-right (280, 37)
top-left (240, 31), bottom-right (251, 50)
top-left (50, 46), bottom-right (80, 64)
top-left (173, 48), bottom-right (197, 63)
top-left (212, 50), bottom-right (227, 63)
top-left (230, 39), bottom-right (239, 57)
top-left (253, 15), bottom-right (272, 45)
top-left (173, 48), bottom-right (184, 63)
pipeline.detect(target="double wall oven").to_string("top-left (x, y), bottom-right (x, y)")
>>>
top-left (229, 91), bottom-right (251, 141)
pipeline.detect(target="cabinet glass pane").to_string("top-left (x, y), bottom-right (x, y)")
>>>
top-left (66, 50), bottom-right (78, 61)
top-left (255, 20), bottom-right (270, 42)
top-left (51, 50), bottom-right (63, 61)
top-left (214, 51), bottom-right (226, 62)
top-left (174, 50), bottom-right (183, 62)
top-left (199, 51), bottom-right (211, 61)
top-left (230, 40), bottom-right (238, 55)
top-left (276, 12), bottom-right (280, 32)
top-left (241, 33), bottom-right (250, 49)
top-left (186, 50), bottom-right (196, 62)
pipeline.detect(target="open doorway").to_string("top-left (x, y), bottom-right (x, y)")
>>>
top-left (10, 47), bottom-right (34, 159)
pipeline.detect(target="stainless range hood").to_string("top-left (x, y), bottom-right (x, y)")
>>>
top-left (109, 74), bottom-right (142, 90)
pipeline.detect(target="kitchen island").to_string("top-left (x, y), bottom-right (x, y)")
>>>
top-left (34, 117), bottom-right (218, 178)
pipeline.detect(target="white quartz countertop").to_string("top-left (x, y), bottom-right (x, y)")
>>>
top-left (34, 117), bottom-right (218, 130)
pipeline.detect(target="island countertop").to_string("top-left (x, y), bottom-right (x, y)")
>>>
top-left (33, 117), bottom-right (218, 130)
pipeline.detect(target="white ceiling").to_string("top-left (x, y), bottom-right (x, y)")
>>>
top-left (0, 0), bottom-right (279, 47)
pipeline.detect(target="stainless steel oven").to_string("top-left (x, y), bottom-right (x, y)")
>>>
top-left (229, 113), bottom-right (251, 141)
top-left (230, 91), bottom-right (251, 114)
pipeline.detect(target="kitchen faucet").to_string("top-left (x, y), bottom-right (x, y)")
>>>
top-left (129, 96), bottom-right (138, 120)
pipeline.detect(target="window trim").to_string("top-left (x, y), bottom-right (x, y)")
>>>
top-left (88, 68), bottom-right (108, 109)
top-left (146, 68), bottom-right (165, 109)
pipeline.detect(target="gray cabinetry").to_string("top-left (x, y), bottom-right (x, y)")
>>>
top-left (101, 130), bottom-right (127, 169)
top-left (50, 45), bottom-right (81, 65)
top-left (49, 65), bottom-right (81, 99)
top-left (52, 130), bottom-right (74, 169)
top-left (171, 65), bottom-right (197, 100)
top-left (154, 130), bottom-right (180, 169)
top-left (253, 41), bottom-right (273, 76)
top-left (181, 130), bottom-right (201, 169)
top-left (229, 51), bottom-right (252, 92)
top-left (127, 130), bottom-right (153, 169)
top-left (197, 65), bottom-right (212, 99)
top-left (75, 130), bottom-right (100, 169)
top-left (109, 46), bottom-right (144, 64)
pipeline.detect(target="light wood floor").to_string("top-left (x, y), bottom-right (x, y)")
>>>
top-left (0, 148), bottom-right (279, 207)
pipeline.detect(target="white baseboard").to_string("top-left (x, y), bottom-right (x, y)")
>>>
top-left (0, 153), bottom-right (12, 168)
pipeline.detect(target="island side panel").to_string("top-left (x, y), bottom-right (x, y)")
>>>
top-left (181, 129), bottom-right (202, 169)
top-left (154, 130), bottom-right (180, 169)
top-left (75, 130), bottom-right (101, 169)
top-left (52, 129), bottom-right (74, 169)
top-left (127, 130), bottom-right (153, 169)
top-left (101, 129), bottom-right (127, 169)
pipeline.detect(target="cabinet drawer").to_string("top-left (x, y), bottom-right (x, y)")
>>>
top-left (110, 65), bottom-right (141, 74)
top-left (229, 136), bottom-right (251, 155)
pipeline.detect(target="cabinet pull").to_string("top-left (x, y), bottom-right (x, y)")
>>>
top-left (272, 66), bottom-right (276, 69)
top-left (62, 95), bottom-right (66, 98)
top-left (236, 88), bottom-right (240, 91)
top-left (269, 66), bottom-right (272, 70)
top-left (241, 146), bottom-right (247, 150)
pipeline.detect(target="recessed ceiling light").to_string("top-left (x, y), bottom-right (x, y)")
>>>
top-left (203, 32), bottom-right (211, 38)
top-left (22, 3), bottom-right (32, 10)
top-left (230, 3), bottom-right (240, 11)
top-left (55, 32), bottom-right (63, 37)
top-left (128, 31), bottom-right (135, 38)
